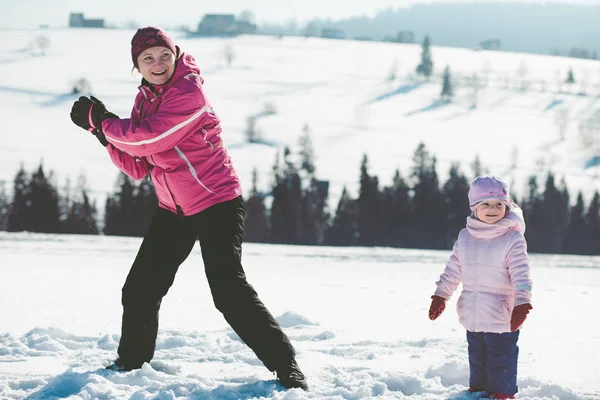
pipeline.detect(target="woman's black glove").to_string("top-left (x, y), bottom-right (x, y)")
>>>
top-left (70, 95), bottom-right (117, 132)
top-left (91, 128), bottom-right (110, 147)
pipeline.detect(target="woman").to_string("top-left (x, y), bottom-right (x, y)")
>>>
top-left (69, 26), bottom-right (307, 390)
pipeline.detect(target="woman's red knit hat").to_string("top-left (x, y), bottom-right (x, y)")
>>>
top-left (131, 27), bottom-right (176, 68)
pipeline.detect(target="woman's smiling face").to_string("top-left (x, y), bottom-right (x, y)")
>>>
top-left (136, 46), bottom-right (176, 86)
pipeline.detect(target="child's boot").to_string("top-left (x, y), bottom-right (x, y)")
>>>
top-left (466, 388), bottom-right (489, 398)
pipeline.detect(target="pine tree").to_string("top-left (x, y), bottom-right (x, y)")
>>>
top-left (299, 178), bottom-right (329, 245)
top-left (28, 163), bottom-right (61, 233)
top-left (565, 67), bottom-right (576, 84)
top-left (64, 174), bottom-right (99, 234)
top-left (537, 172), bottom-right (567, 253)
top-left (244, 168), bottom-right (268, 243)
top-left (563, 192), bottom-right (587, 255)
top-left (0, 181), bottom-right (8, 231)
top-left (556, 177), bottom-right (570, 251)
top-left (380, 169), bottom-right (412, 247)
top-left (416, 35), bottom-right (433, 81)
top-left (269, 147), bottom-right (302, 244)
top-left (522, 176), bottom-right (544, 253)
top-left (442, 163), bottom-right (470, 248)
top-left (440, 66), bottom-right (453, 101)
top-left (357, 154), bottom-right (382, 246)
top-left (410, 143), bottom-right (445, 249)
top-left (584, 191), bottom-right (600, 254)
top-left (133, 178), bottom-right (157, 236)
top-left (7, 165), bottom-right (31, 232)
top-left (324, 186), bottom-right (358, 246)
top-left (298, 124), bottom-right (316, 176)
top-left (104, 172), bottom-right (137, 236)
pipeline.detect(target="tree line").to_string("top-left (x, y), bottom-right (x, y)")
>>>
top-left (1, 140), bottom-right (599, 255)
top-left (0, 164), bottom-right (157, 237)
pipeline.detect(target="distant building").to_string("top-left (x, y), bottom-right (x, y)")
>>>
top-left (69, 13), bottom-right (104, 28)
top-left (321, 28), bottom-right (345, 40)
top-left (480, 39), bottom-right (501, 50)
top-left (196, 14), bottom-right (256, 36)
top-left (395, 30), bottom-right (415, 44)
top-left (237, 20), bottom-right (258, 34)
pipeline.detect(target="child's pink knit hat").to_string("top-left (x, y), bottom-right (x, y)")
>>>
top-left (468, 176), bottom-right (510, 211)
top-left (131, 27), bottom-right (176, 68)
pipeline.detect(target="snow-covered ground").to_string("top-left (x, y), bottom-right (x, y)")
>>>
top-left (0, 232), bottom-right (599, 399)
top-left (1, 27), bottom-right (600, 399)
top-left (0, 29), bottom-right (599, 209)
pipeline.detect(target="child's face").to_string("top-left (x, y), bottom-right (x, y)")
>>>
top-left (475, 200), bottom-right (508, 224)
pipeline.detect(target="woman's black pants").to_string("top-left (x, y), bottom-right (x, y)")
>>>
top-left (116, 196), bottom-right (295, 372)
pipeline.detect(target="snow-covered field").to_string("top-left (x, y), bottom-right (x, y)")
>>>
top-left (0, 29), bottom-right (599, 208)
top-left (0, 232), bottom-right (599, 399)
top-left (1, 28), bottom-right (600, 399)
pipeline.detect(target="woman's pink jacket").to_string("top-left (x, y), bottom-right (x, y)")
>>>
top-left (100, 52), bottom-right (242, 216)
top-left (434, 207), bottom-right (533, 333)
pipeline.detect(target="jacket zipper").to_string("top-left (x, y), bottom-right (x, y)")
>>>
top-left (162, 170), bottom-right (183, 216)
top-left (472, 239), bottom-right (480, 330)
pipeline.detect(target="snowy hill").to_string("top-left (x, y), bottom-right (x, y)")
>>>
top-left (1, 28), bottom-right (599, 208)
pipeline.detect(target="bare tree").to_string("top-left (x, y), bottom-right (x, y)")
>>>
top-left (245, 116), bottom-right (259, 143)
top-left (534, 156), bottom-right (547, 172)
top-left (554, 108), bottom-right (569, 141)
top-left (579, 111), bottom-right (600, 163)
top-left (470, 72), bottom-right (481, 108)
top-left (510, 145), bottom-right (519, 171)
top-left (263, 101), bottom-right (277, 115)
top-left (238, 10), bottom-right (255, 23)
top-left (31, 35), bottom-right (50, 56)
top-left (303, 22), bottom-right (319, 38)
top-left (517, 61), bottom-right (528, 91)
top-left (554, 69), bottom-right (563, 93)
top-left (71, 78), bottom-right (92, 94)
top-left (386, 58), bottom-right (398, 82)
top-left (222, 44), bottom-right (235, 67)
top-left (480, 58), bottom-right (492, 88)
top-left (470, 154), bottom-right (487, 179)
top-left (579, 69), bottom-right (590, 95)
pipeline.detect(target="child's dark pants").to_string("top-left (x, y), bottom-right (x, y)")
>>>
top-left (467, 330), bottom-right (520, 395)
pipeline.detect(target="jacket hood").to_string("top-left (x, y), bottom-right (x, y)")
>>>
top-left (466, 203), bottom-right (526, 239)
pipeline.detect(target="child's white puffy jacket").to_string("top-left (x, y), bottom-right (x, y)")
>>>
top-left (434, 206), bottom-right (532, 333)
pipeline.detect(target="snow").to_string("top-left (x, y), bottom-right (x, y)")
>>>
top-left (0, 233), bottom-right (599, 399)
top-left (0, 29), bottom-right (599, 208)
top-left (1, 27), bottom-right (600, 399)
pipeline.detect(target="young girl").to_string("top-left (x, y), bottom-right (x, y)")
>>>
top-left (428, 175), bottom-right (533, 399)
top-left (69, 27), bottom-right (307, 390)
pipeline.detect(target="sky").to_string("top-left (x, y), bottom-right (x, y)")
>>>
top-left (0, 232), bottom-right (599, 399)
top-left (4, 0), bottom-right (600, 30)
top-left (1, 0), bottom-right (415, 29)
